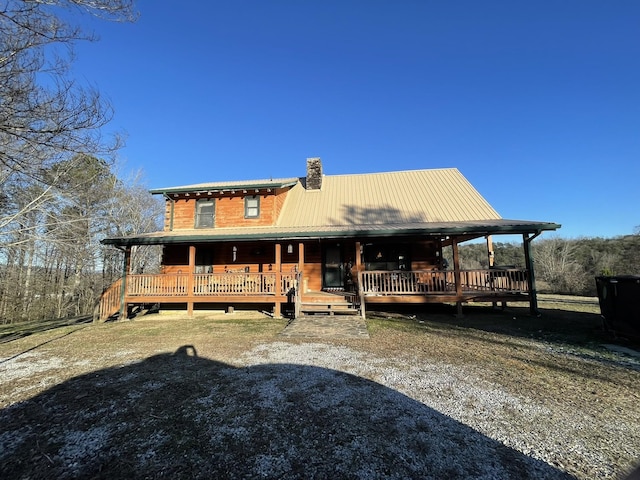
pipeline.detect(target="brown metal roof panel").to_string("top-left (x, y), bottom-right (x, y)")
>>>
top-left (277, 168), bottom-right (500, 228)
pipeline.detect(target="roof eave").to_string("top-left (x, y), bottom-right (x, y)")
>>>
top-left (101, 222), bottom-right (561, 247)
top-left (149, 180), bottom-right (299, 195)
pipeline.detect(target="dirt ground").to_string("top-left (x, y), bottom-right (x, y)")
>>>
top-left (1, 298), bottom-right (639, 479)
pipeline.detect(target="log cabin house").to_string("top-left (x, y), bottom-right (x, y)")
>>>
top-left (99, 158), bottom-right (560, 320)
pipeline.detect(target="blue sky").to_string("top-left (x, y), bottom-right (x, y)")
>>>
top-left (72, 0), bottom-right (639, 238)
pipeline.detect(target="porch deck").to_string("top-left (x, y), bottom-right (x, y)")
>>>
top-left (98, 268), bottom-right (530, 321)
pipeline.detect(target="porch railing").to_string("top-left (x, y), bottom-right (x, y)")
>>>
top-left (126, 272), bottom-right (298, 297)
top-left (99, 269), bottom-right (525, 320)
top-left (359, 269), bottom-right (528, 296)
top-left (97, 272), bottom-right (301, 320)
top-left (127, 274), bottom-right (189, 296)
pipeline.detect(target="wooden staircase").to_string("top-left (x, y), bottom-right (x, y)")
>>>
top-left (299, 290), bottom-right (360, 316)
top-left (95, 278), bottom-right (123, 321)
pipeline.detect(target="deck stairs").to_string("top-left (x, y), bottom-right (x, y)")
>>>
top-left (299, 290), bottom-right (360, 316)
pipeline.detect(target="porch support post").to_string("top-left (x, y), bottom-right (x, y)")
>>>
top-left (486, 235), bottom-right (497, 308)
top-left (486, 235), bottom-right (495, 267)
top-left (355, 241), bottom-right (364, 318)
top-left (274, 243), bottom-right (282, 318)
top-left (354, 241), bottom-right (362, 274)
top-left (452, 238), bottom-right (463, 317)
top-left (119, 246), bottom-right (131, 320)
top-left (298, 242), bottom-right (305, 292)
top-left (187, 245), bottom-right (196, 317)
top-left (523, 232), bottom-right (541, 316)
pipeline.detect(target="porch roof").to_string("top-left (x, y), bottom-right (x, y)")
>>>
top-left (101, 218), bottom-right (560, 246)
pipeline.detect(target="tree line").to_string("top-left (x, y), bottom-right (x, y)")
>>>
top-left (0, 154), bottom-right (162, 323)
top-left (455, 234), bottom-right (640, 297)
top-left (0, 0), bottom-right (156, 323)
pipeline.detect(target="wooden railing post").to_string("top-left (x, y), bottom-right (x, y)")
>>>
top-left (358, 271), bottom-right (366, 319)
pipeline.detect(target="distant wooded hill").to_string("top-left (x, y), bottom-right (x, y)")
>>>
top-left (453, 235), bottom-right (640, 296)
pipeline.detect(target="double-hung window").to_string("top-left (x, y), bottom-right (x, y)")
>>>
top-left (244, 195), bottom-right (260, 218)
top-left (195, 199), bottom-right (215, 228)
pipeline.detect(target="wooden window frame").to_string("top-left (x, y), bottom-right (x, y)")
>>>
top-left (195, 199), bottom-right (215, 228)
top-left (244, 195), bottom-right (260, 219)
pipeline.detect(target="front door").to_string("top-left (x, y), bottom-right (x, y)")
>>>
top-left (323, 244), bottom-right (344, 289)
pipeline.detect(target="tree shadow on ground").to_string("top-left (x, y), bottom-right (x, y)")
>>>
top-left (0, 345), bottom-right (573, 479)
top-left (0, 316), bottom-right (92, 344)
top-left (370, 303), bottom-right (617, 347)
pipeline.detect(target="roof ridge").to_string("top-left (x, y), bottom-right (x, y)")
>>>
top-left (323, 167), bottom-right (459, 178)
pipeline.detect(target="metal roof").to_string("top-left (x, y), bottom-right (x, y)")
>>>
top-left (278, 168), bottom-right (501, 228)
top-left (103, 167), bottom-right (560, 246)
top-left (149, 177), bottom-right (299, 195)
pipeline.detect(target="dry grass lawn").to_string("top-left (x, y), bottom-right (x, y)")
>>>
top-left (1, 298), bottom-right (639, 479)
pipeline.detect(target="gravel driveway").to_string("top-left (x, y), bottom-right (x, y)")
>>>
top-left (0, 310), bottom-right (638, 479)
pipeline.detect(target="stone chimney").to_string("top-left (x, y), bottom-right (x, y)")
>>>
top-left (306, 157), bottom-right (323, 190)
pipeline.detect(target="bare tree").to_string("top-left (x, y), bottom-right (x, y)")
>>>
top-left (533, 237), bottom-right (588, 294)
top-left (100, 169), bottom-right (164, 284)
top-left (0, 158), bottom-right (162, 323)
top-left (0, 1), bottom-right (138, 322)
top-left (0, 0), bottom-right (136, 237)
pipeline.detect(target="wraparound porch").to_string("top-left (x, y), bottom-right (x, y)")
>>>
top-left (98, 231), bottom-right (543, 320)
top-left (97, 267), bottom-right (531, 321)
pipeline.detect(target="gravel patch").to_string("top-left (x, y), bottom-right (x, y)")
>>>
top-left (0, 351), bottom-right (65, 382)
top-left (238, 342), bottom-right (624, 478)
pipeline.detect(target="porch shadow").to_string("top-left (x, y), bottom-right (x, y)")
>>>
top-left (0, 346), bottom-right (573, 479)
top-left (368, 303), bottom-right (609, 347)
top-left (367, 305), bottom-right (640, 374)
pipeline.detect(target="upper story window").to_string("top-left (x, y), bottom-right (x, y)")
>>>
top-left (244, 195), bottom-right (260, 218)
top-left (195, 199), bottom-right (215, 228)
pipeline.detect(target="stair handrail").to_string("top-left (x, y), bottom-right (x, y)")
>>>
top-left (95, 278), bottom-right (123, 321)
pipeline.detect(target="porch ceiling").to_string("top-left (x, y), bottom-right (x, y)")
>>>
top-left (101, 219), bottom-right (560, 246)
